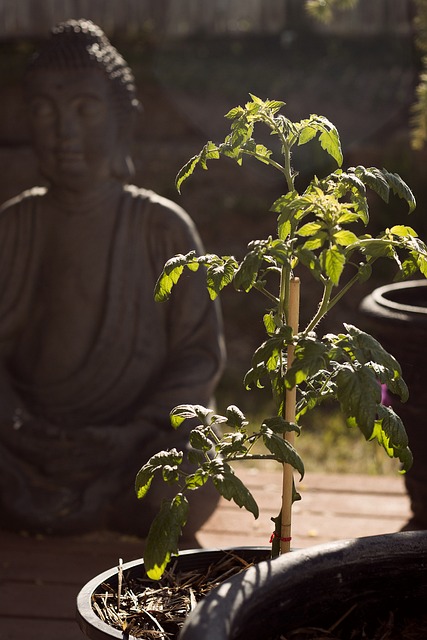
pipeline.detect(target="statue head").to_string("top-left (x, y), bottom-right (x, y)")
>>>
top-left (24, 19), bottom-right (141, 190)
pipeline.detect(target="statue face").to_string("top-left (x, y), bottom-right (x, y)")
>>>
top-left (26, 69), bottom-right (121, 192)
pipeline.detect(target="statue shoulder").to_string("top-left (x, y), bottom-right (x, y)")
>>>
top-left (0, 187), bottom-right (47, 216)
top-left (123, 184), bottom-right (197, 232)
top-left (123, 185), bottom-right (204, 255)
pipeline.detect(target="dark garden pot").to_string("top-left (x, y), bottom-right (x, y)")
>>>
top-left (359, 279), bottom-right (427, 529)
top-left (179, 531), bottom-right (427, 640)
top-left (76, 546), bottom-right (270, 640)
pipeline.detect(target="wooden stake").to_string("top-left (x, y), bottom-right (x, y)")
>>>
top-left (281, 277), bottom-right (300, 554)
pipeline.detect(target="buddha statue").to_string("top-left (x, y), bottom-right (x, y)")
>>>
top-left (0, 20), bottom-right (225, 539)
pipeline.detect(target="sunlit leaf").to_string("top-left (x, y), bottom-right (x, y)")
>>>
top-left (135, 449), bottom-right (183, 499)
top-left (170, 404), bottom-right (214, 429)
top-left (333, 229), bottom-right (358, 247)
top-left (370, 406), bottom-right (412, 472)
top-left (321, 246), bottom-right (345, 285)
top-left (154, 252), bottom-right (199, 302)
top-left (144, 494), bottom-right (189, 580)
top-left (226, 405), bottom-right (248, 429)
top-left (206, 257), bottom-right (238, 299)
top-left (185, 469), bottom-right (209, 490)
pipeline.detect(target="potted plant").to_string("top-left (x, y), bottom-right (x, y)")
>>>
top-left (77, 96), bottom-right (427, 639)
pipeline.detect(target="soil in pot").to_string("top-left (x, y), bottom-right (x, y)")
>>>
top-left (275, 598), bottom-right (427, 639)
top-left (85, 547), bottom-right (270, 639)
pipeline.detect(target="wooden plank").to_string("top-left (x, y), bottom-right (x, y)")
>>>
top-left (1, 618), bottom-right (82, 640)
top-left (0, 531), bottom-right (144, 583)
top-left (196, 469), bottom-right (411, 549)
top-left (0, 582), bottom-right (78, 619)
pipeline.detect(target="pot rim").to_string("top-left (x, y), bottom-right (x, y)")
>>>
top-left (371, 279), bottom-right (427, 315)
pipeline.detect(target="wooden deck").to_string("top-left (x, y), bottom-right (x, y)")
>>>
top-left (0, 470), bottom-right (411, 640)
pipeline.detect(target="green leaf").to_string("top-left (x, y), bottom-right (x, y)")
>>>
top-left (264, 98), bottom-right (286, 114)
top-left (263, 312), bottom-right (277, 336)
top-left (333, 229), bottom-right (359, 247)
top-left (135, 449), bottom-right (183, 499)
top-left (175, 155), bottom-right (202, 194)
top-left (262, 429), bottom-right (305, 479)
top-left (296, 248), bottom-right (322, 280)
top-left (353, 166), bottom-right (390, 203)
top-left (321, 246), bottom-right (345, 285)
top-left (185, 469), bottom-right (209, 490)
top-left (211, 460), bottom-right (259, 517)
top-left (302, 231), bottom-right (328, 251)
top-left (175, 142), bottom-right (220, 192)
top-left (252, 337), bottom-right (286, 372)
top-left (244, 363), bottom-right (267, 390)
top-left (234, 251), bottom-right (263, 292)
top-left (242, 139), bottom-right (273, 164)
top-left (144, 494), bottom-right (189, 580)
top-left (225, 105), bottom-right (245, 120)
top-left (336, 364), bottom-right (381, 437)
top-left (285, 339), bottom-right (329, 388)
top-left (206, 257), bottom-right (238, 299)
top-left (162, 464), bottom-right (180, 484)
top-left (358, 238), bottom-right (396, 261)
top-left (298, 115), bottom-right (343, 166)
top-left (343, 324), bottom-right (403, 381)
top-left (415, 252), bottom-right (427, 278)
top-left (297, 221), bottom-right (324, 237)
top-left (226, 405), bottom-right (248, 429)
top-left (381, 169), bottom-right (416, 213)
top-left (297, 125), bottom-right (317, 145)
top-left (376, 404), bottom-right (408, 447)
top-left (154, 252), bottom-right (199, 302)
top-left (189, 429), bottom-right (214, 452)
top-left (357, 262), bottom-right (372, 283)
top-left (389, 225), bottom-right (417, 238)
top-left (170, 404), bottom-right (214, 429)
top-left (218, 431), bottom-right (248, 457)
top-left (370, 406), bottom-right (412, 472)
top-left (261, 416), bottom-right (301, 436)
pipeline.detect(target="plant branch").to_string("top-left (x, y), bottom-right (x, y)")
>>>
top-left (252, 281), bottom-right (279, 304)
top-left (304, 279), bottom-right (334, 333)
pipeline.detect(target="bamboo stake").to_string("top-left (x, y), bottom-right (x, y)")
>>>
top-left (280, 277), bottom-right (300, 554)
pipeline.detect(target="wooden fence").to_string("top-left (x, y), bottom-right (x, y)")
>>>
top-left (0, 0), bottom-right (414, 41)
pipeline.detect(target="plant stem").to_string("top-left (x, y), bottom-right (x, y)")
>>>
top-left (281, 277), bottom-right (300, 555)
top-left (226, 454), bottom-right (284, 462)
top-left (326, 272), bottom-right (362, 314)
top-left (305, 279), bottom-right (334, 333)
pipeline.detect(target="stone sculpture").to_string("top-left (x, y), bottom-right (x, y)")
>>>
top-left (0, 19), bottom-right (225, 539)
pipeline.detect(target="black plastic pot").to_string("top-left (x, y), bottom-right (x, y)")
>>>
top-left (359, 279), bottom-right (427, 389)
top-left (76, 546), bottom-right (270, 640)
top-left (359, 279), bottom-right (427, 528)
top-left (179, 531), bottom-right (427, 640)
